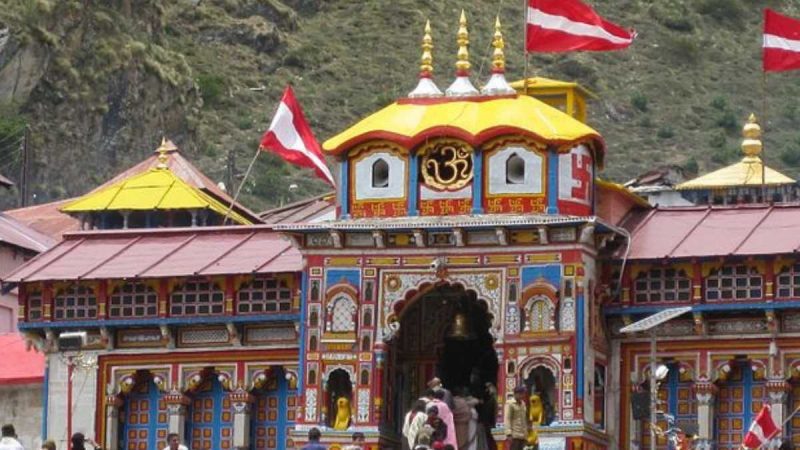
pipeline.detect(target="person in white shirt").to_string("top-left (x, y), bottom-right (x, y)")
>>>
top-left (0, 424), bottom-right (24, 450)
top-left (162, 433), bottom-right (188, 450)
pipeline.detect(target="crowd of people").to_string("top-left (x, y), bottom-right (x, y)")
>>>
top-left (0, 424), bottom-right (190, 450)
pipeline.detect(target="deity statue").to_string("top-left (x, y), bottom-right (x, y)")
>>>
top-left (527, 392), bottom-right (544, 446)
top-left (333, 396), bottom-right (352, 430)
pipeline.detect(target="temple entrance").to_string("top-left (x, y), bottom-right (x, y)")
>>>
top-left (391, 284), bottom-right (499, 438)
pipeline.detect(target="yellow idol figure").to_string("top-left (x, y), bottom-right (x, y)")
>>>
top-left (333, 396), bottom-right (352, 430)
top-left (527, 393), bottom-right (543, 445)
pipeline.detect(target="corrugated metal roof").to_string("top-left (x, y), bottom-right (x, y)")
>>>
top-left (0, 333), bottom-right (44, 385)
top-left (5, 226), bottom-right (301, 283)
top-left (623, 204), bottom-right (800, 260)
top-left (260, 192), bottom-right (336, 224)
top-left (277, 213), bottom-right (596, 231)
top-left (5, 199), bottom-right (81, 240)
top-left (0, 213), bottom-right (57, 253)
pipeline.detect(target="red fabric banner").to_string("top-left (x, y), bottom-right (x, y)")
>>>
top-left (526, 0), bottom-right (635, 52)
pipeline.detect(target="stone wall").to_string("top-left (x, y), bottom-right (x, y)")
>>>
top-left (0, 383), bottom-right (42, 449)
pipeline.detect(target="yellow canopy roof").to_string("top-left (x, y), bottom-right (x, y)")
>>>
top-left (322, 94), bottom-right (605, 166)
top-left (676, 156), bottom-right (795, 190)
top-left (61, 167), bottom-right (252, 224)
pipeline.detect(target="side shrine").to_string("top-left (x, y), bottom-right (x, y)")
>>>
top-left (8, 10), bottom-right (800, 450)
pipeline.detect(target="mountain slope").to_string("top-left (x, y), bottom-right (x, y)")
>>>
top-left (1, 0), bottom-right (800, 211)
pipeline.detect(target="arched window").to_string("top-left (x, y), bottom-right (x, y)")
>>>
top-left (634, 268), bottom-right (691, 303)
top-left (505, 153), bottom-right (525, 184)
top-left (371, 158), bottom-right (390, 188)
top-left (237, 276), bottom-right (293, 314)
top-left (109, 282), bottom-right (158, 318)
top-left (170, 281), bottom-right (224, 316)
top-left (327, 295), bottom-right (357, 333)
top-left (54, 284), bottom-right (97, 320)
top-left (706, 265), bottom-right (763, 301)
top-left (777, 263), bottom-right (800, 299)
top-left (523, 295), bottom-right (555, 332)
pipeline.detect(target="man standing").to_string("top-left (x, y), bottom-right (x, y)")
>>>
top-left (502, 387), bottom-right (529, 450)
top-left (301, 428), bottom-right (326, 450)
top-left (342, 432), bottom-right (365, 450)
top-left (428, 378), bottom-right (454, 409)
top-left (0, 425), bottom-right (24, 450)
top-left (162, 433), bottom-right (188, 450)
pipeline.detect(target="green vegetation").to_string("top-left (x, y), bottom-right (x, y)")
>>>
top-left (2, 0), bottom-right (800, 211)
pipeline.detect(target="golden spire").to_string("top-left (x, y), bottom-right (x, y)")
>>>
top-left (156, 137), bottom-right (170, 169)
top-left (420, 20), bottom-right (434, 76)
top-left (491, 16), bottom-right (506, 73)
top-left (455, 10), bottom-right (470, 74)
top-left (741, 113), bottom-right (763, 159)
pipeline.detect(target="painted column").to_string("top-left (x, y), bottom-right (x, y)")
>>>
top-left (104, 396), bottom-right (123, 450)
top-left (339, 159), bottom-right (350, 218)
top-left (230, 388), bottom-right (254, 450)
top-left (373, 342), bottom-right (386, 423)
top-left (546, 147), bottom-right (559, 214)
top-left (408, 153), bottom-right (419, 216)
top-left (164, 389), bottom-right (190, 442)
top-left (471, 148), bottom-right (483, 215)
top-left (767, 380), bottom-right (790, 448)
top-left (694, 381), bottom-right (717, 450)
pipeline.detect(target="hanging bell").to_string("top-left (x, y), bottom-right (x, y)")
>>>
top-left (448, 310), bottom-right (472, 339)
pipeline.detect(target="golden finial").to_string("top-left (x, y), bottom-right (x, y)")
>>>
top-left (156, 137), bottom-right (170, 169)
top-left (741, 113), bottom-right (763, 158)
top-left (455, 10), bottom-right (470, 74)
top-left (420, 20), bottom-right (434, 76)
top-left (492, 16), bottom-right (506, 73)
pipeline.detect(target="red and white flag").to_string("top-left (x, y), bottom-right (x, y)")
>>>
top-left (743, 405), bottom-right (780, 449)
top-left (260, 86), bottom-right (335, 186)
top-left (764, 9), bottom-right (800, 72)
top-left (526, 0), bottom-right (635, 52)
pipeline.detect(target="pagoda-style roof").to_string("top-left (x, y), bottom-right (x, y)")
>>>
top-left (509, 76), bottom-right (597, 99)
top-left (61, 165), bottom-right (253, 225)
top-left (322, 95), bottom-right (605, 166)
top-left (676, 157), bottom-right (795, 190)
top-left (677, 113), bottom-right (796, 190)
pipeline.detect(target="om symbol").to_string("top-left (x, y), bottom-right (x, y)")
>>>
top-left (421, 141), bottom-right (473, 191)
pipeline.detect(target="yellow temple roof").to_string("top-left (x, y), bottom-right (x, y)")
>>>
top-left (322, 94), bottom-right (605, 166)
top-left (509, 76), bottom-right (597, 99)
top-left (61, 146), bottom-right (252, 224)
top-left (677, 114), bottom-right (796, 190)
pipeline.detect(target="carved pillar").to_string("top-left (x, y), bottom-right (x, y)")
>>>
top-left (104, 395), bottom-right (123, 450)
top-left (374, 342), bottom-right (386, 423)
top-left (164, 389), bottom-right (191, 442)
top-left (230, 388), bottom-right (254, 450)
top-left (694, 381), bottom-right (718, 450)
top-left (767, 380), bottom-right (790, 448)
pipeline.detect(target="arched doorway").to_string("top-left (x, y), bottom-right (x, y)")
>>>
top-left (390, 284), bottom-right (498, 435)
top-left (118, 371), bottom-right (169, 450)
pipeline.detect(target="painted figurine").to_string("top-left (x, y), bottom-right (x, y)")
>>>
top-left (527, 393), bottom-right (543, 446)
top-left (333, 396), bottom-right (352, 430)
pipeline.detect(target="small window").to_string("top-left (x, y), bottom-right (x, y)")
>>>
top-left (506, 153), bottom-right (525, 184)
top-left (372, 159), bottom-right (390, 188)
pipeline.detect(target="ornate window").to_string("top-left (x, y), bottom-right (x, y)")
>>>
top-left (523, 295), bottom-right (555, 332)
top-left (371, 159), bottom-right (389, 188)
top-left (170, 281), bottom-right (224, 316)
top-left (634, 268), bottom-right (691, 303)
top-left (54, 284), bottom-right (97, 320)
top-left (238, 276), bottom-right (293, 314)
top-left (777, 263), bottom-right (800, 299)
top-left (27, 290), bottom-right (43, 321)
top-left (109, 282), bottom-right (158, 318)
top-left (505, 153), bottom-right (525, 184)
top-left (706, 265), bottom-right (763, 301)
top-left (326, 294), bottom-right (357, 333)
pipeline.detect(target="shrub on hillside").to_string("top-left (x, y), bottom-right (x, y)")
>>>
top-left (695, 0), bottom-right (744, 23)
top-left (663, 35), bottom-right (701, 64)
top-left (197, 74), bottom-right (225, 107)
top-left (631, 92), bottom-right (648, 112)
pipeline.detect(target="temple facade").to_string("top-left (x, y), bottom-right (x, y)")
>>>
top-left (8, 10), bottom-right (800, 450)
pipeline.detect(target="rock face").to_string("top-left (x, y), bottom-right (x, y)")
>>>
top-left (0, 30), bottom-right (50, 104)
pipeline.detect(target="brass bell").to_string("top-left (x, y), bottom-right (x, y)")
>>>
top-left (448, 310), bottom-right (472, 339)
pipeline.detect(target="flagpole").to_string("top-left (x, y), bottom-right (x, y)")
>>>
top-left (523, 0), bottom-right (529, 94)
top-left (223, 147), bottom-right (261, 225)
top-left (761, 70), bottom-right (767, 199)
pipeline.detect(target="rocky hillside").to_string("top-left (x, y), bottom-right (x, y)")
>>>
top-left (1, 0), bottom-right (800, 211)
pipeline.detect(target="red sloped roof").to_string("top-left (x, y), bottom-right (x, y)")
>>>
top-left (5, 226), bottom-right (302, 283)
top-left (0, 333), bottom-right (44, 385)
top-left (5, 198), bottom-right (81, 241)
top-left (0, 213), bottom-right (57, 253)
top-left (623, 204), bottom-right (800, 260)
top-left (260, 192), bottom-right (336, 224)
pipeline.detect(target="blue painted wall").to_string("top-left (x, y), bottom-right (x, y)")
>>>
top-left (521, 264), bottom-right (562, 288)
top-left (325, 269), bottom-right (361, 289)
